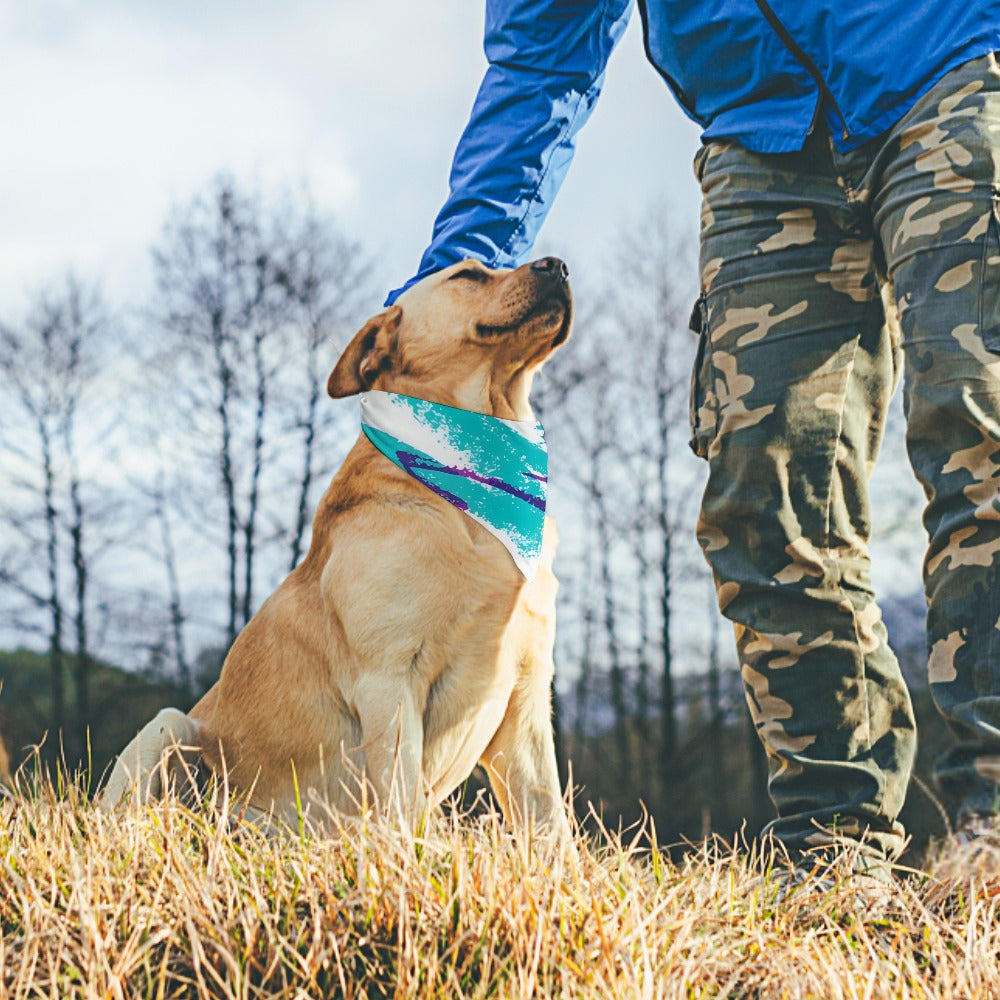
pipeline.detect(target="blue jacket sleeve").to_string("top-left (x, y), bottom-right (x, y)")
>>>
top-left (386, 0), bottom-right (634, 304)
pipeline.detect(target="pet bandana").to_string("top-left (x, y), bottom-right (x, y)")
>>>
top-left (359, 390), bottom-right (547, 580)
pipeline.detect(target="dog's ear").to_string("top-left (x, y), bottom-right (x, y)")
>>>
top-left (327, 306), bottom-right (403, 398)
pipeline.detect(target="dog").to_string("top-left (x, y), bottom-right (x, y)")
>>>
top-left (101, 256), bottom-right (573, 843)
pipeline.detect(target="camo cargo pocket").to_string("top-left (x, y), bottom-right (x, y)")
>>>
top-left (980, 186), bottom-right (1000, 352)
top-left (688, 295), bottom-right (716, 460)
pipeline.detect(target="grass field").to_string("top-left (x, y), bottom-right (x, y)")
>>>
top-left (2, 777), bottom-right (999, 999)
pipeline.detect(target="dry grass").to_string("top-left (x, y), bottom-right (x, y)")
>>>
top-left (2, 775), bottom-right (1000, 999)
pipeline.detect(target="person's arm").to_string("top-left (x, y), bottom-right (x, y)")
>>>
top-left (386, 0), bottom-right (633, 304)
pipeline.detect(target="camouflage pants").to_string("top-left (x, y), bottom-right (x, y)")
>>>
top-left (692, 52), bottom-right (1000, 859)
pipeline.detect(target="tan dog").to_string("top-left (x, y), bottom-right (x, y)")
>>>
top-left (102, 257), bottom-right (573, 841)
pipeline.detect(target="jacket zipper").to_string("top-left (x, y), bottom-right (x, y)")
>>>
top-left (636, 0), bottom-right (698, 118)
top-left (753, 0), bottom-right (851, 141)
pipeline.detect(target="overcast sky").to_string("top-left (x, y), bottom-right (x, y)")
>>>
top-left (0, 0), bottom-right (703, 311)
top-left (0, 0), bottom-right (927, 581)
top-left (0, 1), bottom-right (931, 656)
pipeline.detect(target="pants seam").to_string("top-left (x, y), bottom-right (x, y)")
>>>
top-left (822, 332), bottom-right (887, 819)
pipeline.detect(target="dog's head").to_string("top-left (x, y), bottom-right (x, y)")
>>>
top-left (327, 258), bottom-right (572, 420)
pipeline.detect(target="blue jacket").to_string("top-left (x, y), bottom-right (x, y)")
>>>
top-left (387, 0), bottom-right (1000, 303)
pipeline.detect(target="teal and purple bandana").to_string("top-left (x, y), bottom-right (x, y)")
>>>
top-left (359, 390), bottom-right (547, 580)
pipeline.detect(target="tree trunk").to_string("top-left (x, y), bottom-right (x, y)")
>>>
top-left (289, 324), bottom-right (321, 572)
top-left (655, 336), bottom-right (677, 774)
top-left (242, 323), bottom-right (268, 627)
top-left (154, 471), bottom-right (191, 692)
top-left (212, 325), bottom-right (240, 648)
top-left (40, 418), bottom-right (64, 766)
top-left (632, 474), bottom-right (653, 785)
top-left (594, 481), bottom-right (631, 787)
top-left (66, 440), bottom-right (89, 763)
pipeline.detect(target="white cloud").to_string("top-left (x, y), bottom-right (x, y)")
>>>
top-left (0, 0), bottom-right (701, 309)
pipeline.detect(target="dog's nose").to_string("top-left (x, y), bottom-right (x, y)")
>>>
top-left (531, 256), bottom-right (569, 281)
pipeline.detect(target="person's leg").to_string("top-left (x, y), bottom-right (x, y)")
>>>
top-left (874, 52), bottom-right (1000, 821)
top-left (693, 133), bottom-right (916, 862)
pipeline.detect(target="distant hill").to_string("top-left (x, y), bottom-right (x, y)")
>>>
top-left (0, 648), bottom-right (193, 789)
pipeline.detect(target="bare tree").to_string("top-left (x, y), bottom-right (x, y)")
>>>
top-left (537, 212), bottom-right (728, 827)
top-left (534, 319), bottom-right (613, 767)
top-left (3, 350), bottom-right (65, 761)
top-left (590, 389), bottom-right (632, 786)
top-left (604, 221), bottom-right (700, 783)
top-left (148, 176), bottom-right (376, 661)
top-left (152, 466), bottom-right (191, 691)
top-left (151, 179), bottom-right (289, 647)
top-left (630, 465), bottom-right (657, 787)
top-left (56, 284), bottom-right (107, 757)
top-left (0, 276), bottom-right (111, 761)
top-left (274, 208), bottom-right (374, 571)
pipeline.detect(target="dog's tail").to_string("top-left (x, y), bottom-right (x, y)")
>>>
top-left (99, 708), bottom-right (201, 810)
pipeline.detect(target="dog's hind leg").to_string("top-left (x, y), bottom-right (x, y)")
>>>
top-left (99, 708), bottom-right (201, 810)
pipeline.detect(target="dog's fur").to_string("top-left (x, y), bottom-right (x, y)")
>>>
top-left (101, 258), bottom-right (573, 840)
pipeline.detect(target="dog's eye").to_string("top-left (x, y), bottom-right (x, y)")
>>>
top-left (448, 267), bottom-right (488, 283)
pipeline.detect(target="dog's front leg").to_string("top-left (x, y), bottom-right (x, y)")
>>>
top-left (480, 673), bottom-right (572, 847)
top-left (353, 676), bottom-right (427, 829)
